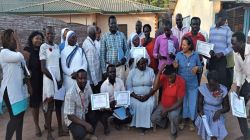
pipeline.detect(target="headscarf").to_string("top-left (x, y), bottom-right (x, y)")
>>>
top-left (134, 56), bottom-right (147, 68)
top-left (130, 33), bottom-right (140, 48)
top-left (65, 30), bottom-right (76, 47)
top-left (61, 28), bottom-right (69, 43)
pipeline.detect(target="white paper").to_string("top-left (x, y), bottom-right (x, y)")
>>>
top-left (54, 86), bottom-right (66, 101)
top-left (201, 115), bottom-right (213, 137)
top-left (91, 93), bottom-right (110, 110)
top-left (131, 47), bottom-right (146, 58)
top-left (230, 91), bottom-right (247, 118)
top-left (196, 40), bottom-right (214, 58)
top-left (114, 91), bottom-right (130, 107)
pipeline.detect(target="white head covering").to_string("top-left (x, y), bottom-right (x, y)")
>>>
top-left (130, 33), bottom-right (140, 48)
top-left (61, 28), bottom-right (69, 43)
top-left (65, 30), bottom-right (76, 47)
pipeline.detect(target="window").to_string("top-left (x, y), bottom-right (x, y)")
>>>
top-left (118, 24), bottom-right (128, 39)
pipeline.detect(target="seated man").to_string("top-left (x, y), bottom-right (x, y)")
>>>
top-left (151, 64), bottom-right (186, 140)
top-left (99, 64), bottom-right (132, 135)
top-left (64, 69), bottom-right (97, 140)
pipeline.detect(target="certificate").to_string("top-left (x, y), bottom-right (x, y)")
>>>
top-left (196, 40), bottom-right (214, 58)
top-left (54, 86), bottom-right (66, 101)
top-left (114, 91), bottom-right (130, 107)
top-left (132, 47), bottom-right (146, 58)
top-left (230, 92), bottom-right (247, 118)
top-left (91, 93), bottom-right (110, 110)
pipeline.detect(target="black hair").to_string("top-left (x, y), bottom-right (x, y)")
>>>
top-left (182, 36), bottom-right (195, 51)
top-left (107, 64), bottom-right (116, 72)
top-left (76, 69), bottom-right (87, 76)
top-left (143, 24), bottom-right (152, 32)
top-left (163, 64), bottom-right (176, 75)
top-left (163, 20), bottom-right (172, 28)
top-left (232, 32), bottom-right (246, 44)
top-left (216, 10), bottom-right (228, 20)
top-left (136, 20), bottom-right (142, 25)
top-left (108, 15), bottom-right (116, 23)
top-left (207, 70), bottom-right (219, 83)
top-left (45, 26), bottom-right (54, 34)
top-left (27, 31), bottom-right (44, 47)
top-left (191, 17), bottom-right (201, 25)
top-left (96, 26), bottom-right (101, 33)
top-left (176, 13), bottom-right (183, 19)
top-left (1, 29), bottom-right (14, 48)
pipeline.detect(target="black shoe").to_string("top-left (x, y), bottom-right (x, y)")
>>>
top-left (170, 132), bottom-right (177, 140)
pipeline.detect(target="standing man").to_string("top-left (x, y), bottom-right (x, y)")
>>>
top-left (153, 20), bottom-right (179, 70)
top-left (184, 17), bottom-right (206, 85)
top-left (231, 31), bottom-right (250, 140)
top-left (171, 13), bottom-right (189, 50)
top-left (64, 69), bottom-right (98, 140)
top-left (82, 26), bottom-right (102, 94)
top-left (100, 15), bottom-right (128, 82)
top-left (208, 10), bottom-right (233, 89)
top-left (128, 20), bottom-right (144, 49)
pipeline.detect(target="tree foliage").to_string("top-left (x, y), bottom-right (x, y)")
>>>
top-left (133, 0), bottom-right (169, 8)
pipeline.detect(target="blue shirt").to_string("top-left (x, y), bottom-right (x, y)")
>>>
top-left (175, 51), bottom-right (202, 87)
top-left (59, 41), bottom-right (66, 52)
top-left (209, 25), bottom-right (233, 55)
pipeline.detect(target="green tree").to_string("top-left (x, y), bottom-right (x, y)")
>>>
top-left (134, 0), bottom-right (169, 8)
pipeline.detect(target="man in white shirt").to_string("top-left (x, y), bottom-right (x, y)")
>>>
top-left (94, 26), bottom-right (101, 56)
top-left (231, 31), bottom-right (250, 140)
top-left (64, 69), bottom-right (97, 140)
top-left (98, 64), bottom-right (131, 135)
top-left (82, 26), bottom-right (102, 93)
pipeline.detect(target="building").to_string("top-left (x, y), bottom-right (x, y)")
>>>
top-left (173, 0), bottom-right (250, 36)
top-left (0, 0), bottom-right (166, 38)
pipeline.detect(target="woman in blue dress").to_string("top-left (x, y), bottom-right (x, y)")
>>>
top-left (195, 70), bottom-right (230, 140)
top-left (173, 36), bottom-right (202, 131)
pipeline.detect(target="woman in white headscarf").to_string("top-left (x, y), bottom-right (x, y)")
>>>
top-left (128, 33), bottom-right (150, 69)
top-left (126, 56), bottom-right (155, 133)
top-left (59, 28), bottom-right (69, 52)
top-left (61, 31), bottom-right (88, 92)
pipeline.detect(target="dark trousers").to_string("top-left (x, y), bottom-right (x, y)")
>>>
top-left (3, 90), bottom-right (25, 140)
top-left (237, 80), bottom-right (250, 139)
top-left (90, 82), bottom-right (102, 94)
top-left (208, 56), bottom-right (227, 86)
top-left (68, 110), bottom-right (98, 140)
top-left (226, 67), bottom-right (234, 91)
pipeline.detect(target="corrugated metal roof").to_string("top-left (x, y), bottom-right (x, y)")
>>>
top-left (1, 0), bottom-right (165, 14)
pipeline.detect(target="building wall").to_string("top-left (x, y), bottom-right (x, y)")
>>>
top-left (173, 0), bottom-right (221, 34)
top-left (96, 13), bottom-right (157, 39)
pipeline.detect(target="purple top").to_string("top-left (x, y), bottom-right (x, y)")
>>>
top-left (153, 34), bottom-right (179, 70)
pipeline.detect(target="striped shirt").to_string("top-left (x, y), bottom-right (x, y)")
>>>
top-left (100, 31), bottom-right (128, 73)
top-left (209, 25), bottom-right (233, 55)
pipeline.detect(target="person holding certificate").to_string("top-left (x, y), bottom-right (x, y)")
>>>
top-left (231, 31), bottom-right (250, 140)
top-left (40, 26), bottom-right (68, 140)
top-left (173, 36), bottom-right (202, 131)
top-left (99, 65), bottom-right (132, 135)
top-left (64, 69), bottom-right (98, 140)
top-left (195, 70), bottom-right (230, 140)
top-left (126, 57), bottom-right (155, 134)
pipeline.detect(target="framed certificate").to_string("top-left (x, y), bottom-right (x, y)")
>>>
top-left (114, 91), bottom-right (130, 107)
top-left (196, 40), bottom-right (214, 58)
top-left (91, 93), bottom-right (110, 110)
top-left (132, 47), bottom-right (146, 58)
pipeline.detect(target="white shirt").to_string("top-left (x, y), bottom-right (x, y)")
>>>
top-left (94, 40), bottom-right (101, 56)
top-left (234, 44), bottom-right (250, 87)
top-left (61, 45), bottom-right (88, 91)
top-left (82, 37), bottom-right (102, 85)
top-left (100, 77), bottom-right (125, 102)
top-left (0, 49), bottom-right (28, 106)
top-left (171, 26), bottom-right (189, 45)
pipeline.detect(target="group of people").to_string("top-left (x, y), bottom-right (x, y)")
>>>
top-left (0, 9), bottom-right (250, 140)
